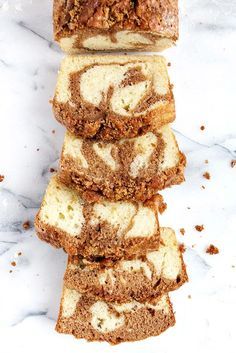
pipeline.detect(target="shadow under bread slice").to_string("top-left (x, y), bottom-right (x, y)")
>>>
top-left (64, 227), bottom-right (188, 303)
top-left (34, 176), bottom-right (164, 259)
top-left (53, 55), bottom-right (175, 140)
top-left (54, 0), bottom-right (178, 53)
top-left (56, 288), bottom-right (175, 344)
top-left (59, 124), bottom-right (186, 202)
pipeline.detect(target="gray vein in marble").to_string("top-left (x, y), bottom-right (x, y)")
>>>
top-left (17, 20), bottom-right (60, 52)
top-left (175, 129), bottom-right (236, 157)
top-left (0, 58), bottom-right (11, 67)
top-left (11, 311), bottom-right (48, 327)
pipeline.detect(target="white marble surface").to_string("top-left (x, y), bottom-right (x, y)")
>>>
top-left (0, 1), bottom-right (236, 352)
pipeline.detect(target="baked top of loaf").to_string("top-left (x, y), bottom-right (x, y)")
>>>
top-left (56, 288), bottom-right (175, 344)
top-left (59, 124), bottom-right (186, 201)
top-left (65, 227), bottom-right (188, 302)
top-left (53, 55), bottom-right (175, 140)
top-left (53, 0), bottom-right (178, 40)
top-left (34, 176), bottom-right (162, 258)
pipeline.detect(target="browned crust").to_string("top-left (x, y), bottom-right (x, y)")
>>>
top-left (64, 249), bottom-right (188, 303)
top-left (34, 192), bottom-right (161, 259)
top-left (53, 98), bottom-right (175, 141)
top-left (59, 150), bottom-right (186, 202)
top-left (55, 292), bottom-right (175, 344)
top-left (53, 0), bottom-right (179, 42)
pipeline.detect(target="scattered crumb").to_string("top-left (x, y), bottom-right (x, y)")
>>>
top-left (179, 243), bottom-right (186, 253)
top-left (0, 175), bottom-right (5, 182)
top-left (206, 244), bottom-right (219, 255)
top-left (200, 125), bottom-right (205, 131)
top-left (201, 185), bottom-right (205, 189)
top-left (191, 244), bottom-right (196, 248)
top-left (22, 221), bottom-right (30, 230)
top-left (187, 207), bottom-right (191, 210)
top-left (50, 168), bottom-right (56, 173)
top-left (195, 225), bottom-right (204, 232)
top-left (188, 295), bottom-right (192, 299)
top-left (167, 62), bottom-right (171, 67)
top-left (180, 228), bottom-right (185, 236)
top-left (18, 252), bottom-right (22, 256)
top-left (231, 160), bottom-right (236, 168)
top-left (232, 265), bottom-right (235, 268)
top-left (52, 130), bottom-right (55, 134)
top-left (36, 148), bottom-right (40, 152)
top-left (203, 172), bottom-right (210, 180)
top-left (9, 270), bottom-right (13, 273)
top-left (11, 261), bottom-right (16, 267)
top-left (205, 159), bottom-right (209, 164)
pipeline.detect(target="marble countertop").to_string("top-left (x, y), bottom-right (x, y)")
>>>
top-left (0, 1), bottom-right (235, 352)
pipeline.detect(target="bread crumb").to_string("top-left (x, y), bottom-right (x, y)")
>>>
top-left (22, 221), bottom-right (30, 230)
top-left (18, 252), bottom-right (22, 256)
top-left (200, 125), bottom-right (205, 131)
top-left (195, 225), bottom-right (204, 232)
top-left (187, 207), bottom-right (191, 210)
top-left (232, 265), bottom-right (235, 268)
top-left (180, 228), bottom-right (185, 236)
top-left (167, 62), bottom-right (171, 67)
top-left (201, 185), bottom-right (205, 189)
top-left (0, 175), bottom-right (5, 182)
top-left (11, 261), bottom-right (16, 267)
top-left (52, 130), bottom-right (55, 134)
top-left (50, 168), bottom-right (56, 173)
top-left (191, 244), bottom-right (196, 248)
top-left (203, 172), bottom-right (210, 180)
top-left (36, 148), bottom-right (40, 152)
top-left (179, 243), bottom-right (186, 253)
top-left (206, 244), bottom-right (219, 255)
top-left (9, 270), bottom-right (13, 273)
top-left (231, 160), bottom-right (236, 168)
top-left (205, 160), bottom-right (209, 164)
top-left (188, 295), bottom-right (191, 299)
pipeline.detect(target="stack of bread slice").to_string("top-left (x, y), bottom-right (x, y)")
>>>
top-left (35, 0), bottom-right (187, 345)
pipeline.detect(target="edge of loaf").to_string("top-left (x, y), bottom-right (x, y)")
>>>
top-left (53, 0), bottom-right (178, 53)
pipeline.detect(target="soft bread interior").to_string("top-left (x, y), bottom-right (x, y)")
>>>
top-left (69, 227), bottom-right (182, 286)
top-left (62, 124), bottom-right (180, 176)
top-left (55, 55), bottom-right (170, 119)
top-left (38, 177), bottom-right (158, 239)
top-left (60, 287), bottom-right (170, 334)
top-left (39, 177), bottom-right (85, 236)
top-left (59, 32), bottom-right (173, 53)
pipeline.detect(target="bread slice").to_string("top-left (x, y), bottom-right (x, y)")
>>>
top-left (53, 55), bottom-right (175, 140)
top-left (53, 0), bottom-right (178, 53)
top-left (34, 176), bottom-right (163, 259)
top-left (56, 289), bottom-right (175, 344)
top-left (64, 227), bottom-right (187, 303)
top-left (59, 124), bottom-right (186, 202)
